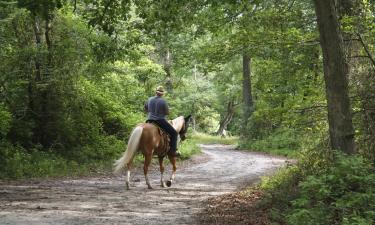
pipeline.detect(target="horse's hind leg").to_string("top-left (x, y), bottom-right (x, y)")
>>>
top-left (158, 157), bottom-right (166, 187)
top-left (144, 153), bottom-right (153, 189)
top-left (167, 155), bottom-right (177, 187)
top-left (125, 163), bottom-right (131, 190)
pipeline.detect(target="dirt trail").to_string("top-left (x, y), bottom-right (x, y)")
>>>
top-left (0, 144), bottom-right (287, 225)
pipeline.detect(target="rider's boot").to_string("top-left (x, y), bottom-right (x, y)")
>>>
top-left (170, 150), bottom-right (181, 157)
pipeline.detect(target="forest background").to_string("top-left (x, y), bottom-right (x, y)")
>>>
top-left (0, 1), bottom-right (374, 224)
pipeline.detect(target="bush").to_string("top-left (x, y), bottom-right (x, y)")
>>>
top-left (179, 138), bottom-right (202, 160)
top-left (0, 144), bottom-right (81, 179)
top-left (287, 152), bottom-right (375, 225)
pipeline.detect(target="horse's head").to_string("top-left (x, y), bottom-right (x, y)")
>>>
top-left (179, 115), bottom-right (192, 141)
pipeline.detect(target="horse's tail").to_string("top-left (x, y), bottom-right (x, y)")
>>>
top-left (113, 126), bottom-right (143, 174)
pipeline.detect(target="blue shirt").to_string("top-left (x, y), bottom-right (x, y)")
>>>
top-left (145, 96), bottom-right (169, 120)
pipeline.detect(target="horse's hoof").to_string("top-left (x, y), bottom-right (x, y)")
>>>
top-left (148, 186), bottom-right (153, 189)
top-left (166, 180), bottom-right (172, 187)
top-left (161, 182), bottom-right (166, 188)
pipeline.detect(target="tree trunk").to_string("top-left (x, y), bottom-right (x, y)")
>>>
top-left (242, 53), bottom-right (253, 133)
top-left (313, 0), bottom-right (355, 154)
top-left (217, 99), bottom-right (236, 136)
top-left (164, 48), bottom-right (173, 92)
top-left (45, 18), bottom-right (52, 69)
top-left (32, 15), bottom-right (51, 148)
top-left (33, 15), bottom-right (42, 82)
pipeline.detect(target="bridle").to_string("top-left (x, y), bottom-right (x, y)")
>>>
top-left (179, 123), bottom-right (187, 141)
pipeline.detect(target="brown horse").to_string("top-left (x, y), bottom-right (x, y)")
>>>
top-left (114, 115), bottom-right (191, 189)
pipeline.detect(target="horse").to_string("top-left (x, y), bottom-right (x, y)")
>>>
top-left (114, 115), bottom-right (191, 189)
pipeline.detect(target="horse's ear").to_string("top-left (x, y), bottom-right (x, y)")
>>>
top-left (185, 115), bottom-right (191, 121)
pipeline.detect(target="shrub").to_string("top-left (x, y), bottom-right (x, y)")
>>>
top-left (179, 137), bottom-right (202, 160)
top-left (287, 152), bottom-right (375, 225)
top-left (0, 144), bottom-right (79, 179)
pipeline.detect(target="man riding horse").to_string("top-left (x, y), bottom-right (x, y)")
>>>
top-left (114, 86), bottom-right (190, 189)
top-left (144, 86), bottom-right (181, 157)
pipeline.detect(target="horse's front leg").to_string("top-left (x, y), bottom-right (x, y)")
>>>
top-left (144, 153), bottom-right (153, 189)
top-left (166, 155), bottom-right (177, 187)
top-left (158, 156), bottom-right (166, 187)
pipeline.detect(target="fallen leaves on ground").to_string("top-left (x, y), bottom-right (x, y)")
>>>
top-left (198, 187), bottom-right (271, 225)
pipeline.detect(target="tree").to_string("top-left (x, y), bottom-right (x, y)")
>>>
top-left (313, 0), bottom-right (355, 154)
top-left (213, 58), bottom-right (242, 136)
top-left (242, 53), bottom-right (254, 132)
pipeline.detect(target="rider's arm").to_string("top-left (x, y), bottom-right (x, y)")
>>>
top-left (164, 101), bottom-right (170, 115)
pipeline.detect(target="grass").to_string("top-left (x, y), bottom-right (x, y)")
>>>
top-left (183, 132), bottom-right (297, 158)
top-left (189, 132), bottom-right (239, 145)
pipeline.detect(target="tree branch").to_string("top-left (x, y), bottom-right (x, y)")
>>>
top-left (350, 55), bottom-right (371, 59)
top-left (73, 0), bottom-right (77, 13)
top-left (356, 32), bottom-right (375, 68)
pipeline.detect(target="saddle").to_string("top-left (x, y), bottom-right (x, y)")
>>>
top-left (145, 120), bottom-right (171, 156)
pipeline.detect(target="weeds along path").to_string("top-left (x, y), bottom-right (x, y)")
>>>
top-left (0, 144), bottom-right (287, 225)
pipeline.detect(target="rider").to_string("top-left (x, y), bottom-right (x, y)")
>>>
top-left (144, 86), bottom-right (180, 157)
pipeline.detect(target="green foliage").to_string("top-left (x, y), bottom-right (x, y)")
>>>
top-left (172, 76), bottom-right (221, 133)
top-left (178, 138), bottom-right (202, 160)
top-left (287, 153), bottom-right (375, 225)
top-left (17, 0), bottom-right (65, 18)
top-left (80, 0), bottom-right (131, 35)
top-left (261, 166), bottom-right (300, 193)
top-left (297, 137), bottom-right (333, 177)
top-left (255, 166), bottom-right (301, 224)
top-left (240, 127), bottom-right (301, 157)
top-left (256, 147), bottom-right (375, 225)
top-left (0, 144), bottom-right (81, 179)
top-left (0, 104), bottom-right (11, 138)
top-left (0, 2), bottom-right (157, 178)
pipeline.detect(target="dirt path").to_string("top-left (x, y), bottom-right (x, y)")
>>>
top-left (0, 144), bottom-right (287, 225)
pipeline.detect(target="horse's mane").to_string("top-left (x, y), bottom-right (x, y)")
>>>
top-left (171, 116), bottom-right (185, 132)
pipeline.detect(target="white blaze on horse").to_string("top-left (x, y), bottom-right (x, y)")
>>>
top-left (114, 115), bottom-right (191, 189)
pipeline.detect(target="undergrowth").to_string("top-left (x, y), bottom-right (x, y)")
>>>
top-left (256, 146), bottom-right (375, 225)
top-left (239, 128), bottom-right (300, 158)
top-left (0, 137), bottom-right (123, 179)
